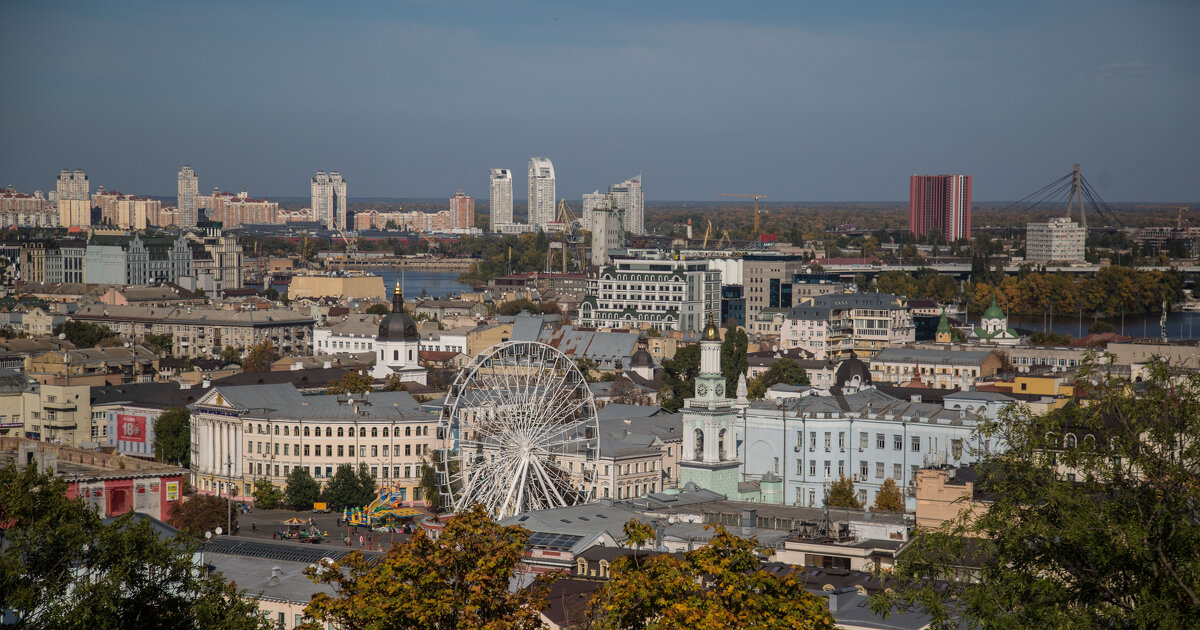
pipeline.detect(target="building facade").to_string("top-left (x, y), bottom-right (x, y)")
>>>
top-left (71, 305), bottom-right (315, 359)
top-left (1026, 217), bottom-right (1086, 262)
top-left (20, 240), bottom-right (86, 284)
top-left (449, 191), bottom-right (474, 230)
top-left (610, 176), bottom-right (644, 236)
top-left (869, 347), bottom-right (1002, 390)
top-left (91, 190), bottom-right (162, 230)
top-left (198, 189), bottom-right (279, 228)
top-left (579, 256), bottom-right (720, 332)
top-left (56, 169), bottom-right (90, 201)
top-left (0, 188), bottom-right (56, 227)
top-left (528, 157), bottom-right (556, 230)
top-left (909, 174), bottom-right (971, 241)
top-left (590, 206), bottom-right (625, 267)
top-left (83, 233), bottom-right (193, 286)
top-left (177, 166), bottom-right (199, 228)
top-left (311, 171), bottom-right (347, 230)
top-left (781, 293), bottom-right (915, 360)
top-left (742, 255), bottom-right (810, 325)
top-left (489, 168), bottom-right (514, 231)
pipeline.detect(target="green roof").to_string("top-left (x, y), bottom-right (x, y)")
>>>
top-left (983, 296), bottom-right (1005, 320)
top-left (936, 308), bottom-right (951, 333)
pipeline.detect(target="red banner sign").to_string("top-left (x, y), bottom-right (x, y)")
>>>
top-left (117, 414), bottom-right (146, 443)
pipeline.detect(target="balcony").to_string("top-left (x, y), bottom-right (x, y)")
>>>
top-left (43, 400), bottom-right (77, 412)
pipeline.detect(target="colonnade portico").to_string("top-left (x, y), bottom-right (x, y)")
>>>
top-left (193, 414), bottom-right (245, 501)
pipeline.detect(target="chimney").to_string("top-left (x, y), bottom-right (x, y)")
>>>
top-left (739, 508), bottom-right (757, 538)
top-left (826, 587), bottom-right (857, 612)
top-left (323, 360), bottom-right (332, 369)
top-left (269, 566), bottom-right (282, 584)
top-left (201, 378), bottom-right (211, 389)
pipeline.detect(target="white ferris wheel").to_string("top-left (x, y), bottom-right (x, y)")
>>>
top-left (437, 341), bottom-right (599, 520)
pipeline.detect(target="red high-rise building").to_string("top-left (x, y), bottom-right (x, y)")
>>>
top-left (450, 190), bottom-right (474, 230)
top-left (909, 174), bottom-right (971, 240)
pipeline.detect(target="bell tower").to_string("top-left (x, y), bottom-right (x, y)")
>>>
top-left (680, 316), bottom-right (741, 496)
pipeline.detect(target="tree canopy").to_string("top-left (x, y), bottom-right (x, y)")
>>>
top-left (53, 320), bottom-right (116, 348)
top-left (365, 303), bottom-right (391, 315)
top-left (325, 370), bottom-right (373, 395)
top-left (251, 478), bottom-right (283, 509)
top-left (321, 463), bottom-right (376, 511)
top-left (169, 494), bottom-right (238, 539)
top-left (589, 522), bottom-right (837, 629)
top-left (720, 326), bottom-right (749, 394)
top-left (0, 463), bottom-right (270, 629)
top-left (660, 343), bottom-right (701, 412)
top-left (241, 340), bottom-right (276, 373)
top-left (871, 478), bottom-right (905, 513)
top-left (284, 466), bottom-right (322, 510)
top-left (300, 504), bottom-right (548, 630)
top-left (153, 407), bottom-right (191, 466)
top-left (874, 358), bottom-right (1200, 628)
top-left (825, 475), bottom-right (862, 509)
top-left (747, 358), bottom-right (809, 399)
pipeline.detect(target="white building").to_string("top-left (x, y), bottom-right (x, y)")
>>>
top-left (581, 190), bottom-right (609, 231)
top-left (781, 293), bottom-right (915, 360)
top-left (313, 314), bottom-right (380, 355)
top-left (56, 169), bottom-right (89, 201)
top-left (527, 157), bottom-right (556, 230)
top-left (610, 176), bottom-right (644, 235)
top-left (1026, 217), bottom-right (1086, 263)
top-left (311, 171), bottom-right (347, 230)
top-left (177, 166), bottom-right (198, 228)
top-left (590, 206), bottom-right (625, 267)
top-left (489, 168), bottom-right (513, 232)
top-left (579, 254), bottom-right (720, 332)
top-left (370, 285), bottom-right (426, 384)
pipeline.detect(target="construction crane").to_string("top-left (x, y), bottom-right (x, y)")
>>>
top-left (411, 225), bottom-right (437, 253)
top-left (556, 199), bottom-right (584, 272)
top-left (718, 193), bottom-right (767, 238)
top-left (702, 219), bottom-right (713, 248)
top-left (716, 230), bottom-right (732, 250)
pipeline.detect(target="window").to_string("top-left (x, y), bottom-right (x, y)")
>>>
top-left (823, 460), bottom-right (831, 478)
top-left (809, 431), bottom-right (816, 451)
top-left (247, 441), bottom-right (253, 452)
top-left (859, 460), bottom-right (868, 478)
top-left (824, 432), bottom-right (831, 452)
top-left (325, 445), bottom-right (332, 456)
top-left (838, 460), bottom-right (845, 477)
top-left (383, 445), bottom-right (389, 456)
top-left (809, 460), bottom-right (816, 476)
top-left (893, 434), bottom-right (902, 450)
top-left (952, 438), bottom-right (963, 459)
top-left (348, 446), bottom-right (355, 457)
top-left (875, 462), bottom-right (884, 478)
top-left (274, 443), bottom-right (279, 455)
top-left (911, 436), bottom-right (920, 452)
top-left (808, 489), bottom-right (816, 506)
top-left (283, 444), bottom-right (289, 455)
top-left (859, 432), bottom-right (868, 451)
top-left (325, 466), bottom-right (332, 478)
top-left (370, 466), bottom-right (378, 478)
top-left (283, 426), bottom-right (289, 437)
top-left (360, 428), bottom-right (367, 438)
top-left (325, 427), bottom-right (332, 437)
top-left (838, 432), bottom-right (845, 452)
top-left (371, 445), bottom-right (378, 457)
top-left (371, 427), bottom-right (378, 438)
top-left (304, 445), bottom-right (310, 456)
top-left (876, 433), bottom-right (885, 449)
top-left (893, 464), bottom-right (902, 480)
top-left (405, 426), bottom-right (412, 437)
top-left (337, 427), bottom-right (344, 438)
top-left (405, 445), bottom-right (411, 456)
top-left (274, 425), bottom-right (279, 435)
top-left (773, 457), bottom-right (780, 474)
top-left (383, 427), bottom-right (389, 437)
top-left (304, 426), bottom-right (310, 437)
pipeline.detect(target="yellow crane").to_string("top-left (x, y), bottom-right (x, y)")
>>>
top-left (716, 230), bottom-right (732, 250)
top-left (702, 219), bottom-right (713, 248)
top-left (717, 192), bottom-right (767, 238)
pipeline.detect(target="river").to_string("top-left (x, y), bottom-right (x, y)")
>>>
top-left (1007, 311), bottom-right (1200, 341)
top-left (367, 270), bottom-right (473, 299)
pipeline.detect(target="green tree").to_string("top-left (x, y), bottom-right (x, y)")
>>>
top-left (719, 325), bottom-right (748, 395)
top-left (284, 466), bottom-right (322, 511)
top-left (300, 504), bottom-right (548, 630)
top-left (168, 494), bottom-right (239, 539)
top-left (153, 407), bottom-right (191, 466)
top-left (589, 523), bottom-right (837, 629)
top-left (0, 463), bottom-right (271, 629)
top-left (660, 343), bottom-right (701, 412)
top-left (53, 320), bottom-right (117, 348)
top-left (419, 458), bottom-right (441, 511)
top-left (321, 463), bottom-right (374, 511)
top-left (757, 358), bottom-right (809, 390)
top-left (220, 345), bottom-right (242, 364)
top-left (325, 370), bottom-right (373, 395)
top-left (241, 340), bottom-right (276, 373)
top-left (871, 478), bottom-right (905, 513)
top-left (144, 332), bottom-right (174, 356)
top-left (365, 303), bottom-right (390, 315)
top-left (383, 373), bottom-right (409, 392)
top-left (355, 463), bottom-right (377, 505)
top-left (873, 358), bottom-right (1200, 628)
top-left (252, 478), bottom-right (283, 509)
top-left (575, 356), bottom-right (600, 383)
top-left (263, 287), bottom-right (280, 301)
top-left (826, 476), bottom-right (862, 509)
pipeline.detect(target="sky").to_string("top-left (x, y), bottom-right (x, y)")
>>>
top-left (2, 1), bottom-right (1198, 202)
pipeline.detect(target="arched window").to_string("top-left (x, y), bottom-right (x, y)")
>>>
top-left (273, 425), bottom-right (279, 435)
top-left (383, 427), bottom-right (389, 438)
top-left (337, 427), bottom-right (344, 437)
top-left (718, 429), bottom-right (727, 460)
top-left (257, 424), bottom-right (263, 434)
top-left (393, 350), bottom-right (399, 361)
top-left (294, 426), bottom-right (299, 436)
top-left (371, 427), bottom-right (378, 437)
top-left (325, 427), bottom-right (332, 437)
top-left (599, 559), bottom-right (610, 578)
top-left (576, 558), bottom-right (587, 575)
top-left (304, 426), bottom-right (310, 437)
top-left (694, 428), bottom-right (704, 461)
top-left (405, 426), bottom-right (412, 437)
top-left (283, 426), bottom-right (289, 436)
top-left (359, 427), bottom-right (367, 437)
top-left (1064, 433), bottom-right (1077, 449)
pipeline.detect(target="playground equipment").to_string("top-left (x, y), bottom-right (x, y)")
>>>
top-left (343, 486), bottom-right (424, 529)
top-left (278, 518), bottom-right (324, 543)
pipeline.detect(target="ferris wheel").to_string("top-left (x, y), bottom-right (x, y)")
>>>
top-left (437, 341), bottom-right (600, 520)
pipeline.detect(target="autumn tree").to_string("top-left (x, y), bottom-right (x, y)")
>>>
top-left (871, 478), bottom-right (905, 513)
top-left (365, 303), bottom-right (390, 315)
top-left (325, 369), bottom-right (373, 395)
top-left (873, 358), bottom-right (1200, 628)
top-left (660, 343), bottom-right (701, 412)
top-left (0, 463), bottom-right (271, 629)
top-left (284, 466), bottom-right (322, 510)
top-left (241, 340), bottom-right (276, 373)
top-left (252, 478), bottom-right (283, 509)
top-left (720, 325), bottom-right (749, 394)
top-left (826, 475), bottom-right (862, 509)
top-left (220, 345), bottom-right (242, 364)
top-left (169, 494), bottom-right (238, 538)
top-left (383, 374), bottom-right (409, 392)
top-left (609, 376), bottom-right (650, 406)
top-left (589, 523), bottom-right (837, 629)
top-left (300, 504), bottom-right (548, 630)
top-left (153, 407), bottom-right (191, 466)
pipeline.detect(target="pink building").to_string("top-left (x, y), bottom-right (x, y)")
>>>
top-left (909, 174), bottom-right (971, 241)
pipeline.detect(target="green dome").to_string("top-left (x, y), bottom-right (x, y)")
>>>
top-left (983, 296), bottom-right (1005, 320)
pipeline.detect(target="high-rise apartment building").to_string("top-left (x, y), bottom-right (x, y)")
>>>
top-left (56, 169), bottom-right (89, 201)
top-left (909, 174), bottom-right (971, 241)
top-left (311, 171), bottom-right (347, 230)
top-left (581, 191), bottom-right (610, 231)
top-left (198, 188), bottom-right (279, 228)
top-left (1026, 217), bottom-right (1086, 262)
top-left (527, 157), bottom-right (556, 230)
top-left (177, 166), bottom-right (199, 228)
top-left (449, 191), bottom-right (474, 230)
top-left (610, 176), bottom-right (644, 235)
top-left (489, 168), bottom-right (513, 232)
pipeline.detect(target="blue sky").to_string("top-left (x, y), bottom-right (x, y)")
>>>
top-left (2, 1), bottom-right (1197, 202)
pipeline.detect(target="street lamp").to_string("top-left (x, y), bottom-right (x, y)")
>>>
top-left (226, 456), bottom-right (234, 536)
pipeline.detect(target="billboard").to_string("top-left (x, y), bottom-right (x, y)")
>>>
top-left (117, 414), bottom-right (147, 443)
top-left (166, 481), bottom-right (179, 501)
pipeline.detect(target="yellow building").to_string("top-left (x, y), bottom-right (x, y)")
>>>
top-left (288, 275), bottom-right (386, 302)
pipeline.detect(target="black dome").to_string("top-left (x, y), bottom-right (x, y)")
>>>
top-left (833, 352), bottom-right (872, 393)
top-left (378, 284), bottom-right (419, 341)
top-left (630, 347), bottom-right (654, 368)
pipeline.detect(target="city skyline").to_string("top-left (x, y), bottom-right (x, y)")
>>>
top-left (2, 1), bottom-right (1198, 202)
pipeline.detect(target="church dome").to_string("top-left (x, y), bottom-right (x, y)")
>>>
top-left (630, 347), bottom-right (654, 368)
top-left (378, 284), bottom-right (419, 341)
top-left (833, 352), bottom-right (872, 393)
top-left (701, 316), bottom-right (720, 341)
top-left (983, 296), bottom-right (1005, 320)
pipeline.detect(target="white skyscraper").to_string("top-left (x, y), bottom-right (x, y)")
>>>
top-left (610, 175), bottom-right (644, 235)
top-left (489, 168), bottom-right (513, 232)
top-left (177, 165), bottom-right (199, 227)
top-left (581, 190), bottom-right (611, 232)
top-left (527, 157), bottom-right (556, 230)
top-left (311, 171), bottom-right (347, 229)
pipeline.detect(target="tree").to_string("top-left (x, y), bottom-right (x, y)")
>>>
top-left (321, 464), bottom-right (374, 511)
top-left (241, 340), bottom-right (276, 373)
top-left (53, 320), bottom-right (116, 348)
top-left (284, 466), bottom-right (322, 511)
top-left (589, 523), bottom-right (837, 629)
top-left (144, 332), bottom-right (174, 356)
top-left (419, 458), bottom-right (441, 511)
top-left (263, 287), bottom-right (280, 301)
top-left (325, 370), bottom-right (373, 395)
top-left (873, 358), bottom-right (1200, 628)
top-left (168, 494), bottom-right (238, 538)
top-left (0, 463), bottom-right (272, 630)
top-left (826, 476), bottom-right (862, 509)
top-left (252, 478), bottom-right (283, 510)
top-left (660, 343), bottom-right (701, 412)
top-left (220, 345), bottom-right (242, 364)
top-left (300, 504), bottom-right (548, 630)
top-left (609, 376), bottom-right (650, 406)
top-left (365, 303), bottom-right (390, 315)
top-left (355, 463), bottom-right (377, 504)
top-left (747, 357), bottom-right (810, 398)
top-left (383, 374), bottom-right (409, 392)
top-left (720, 325), bottom-right (748, 394)
top-left (153, 407), bottom-right (191, 466)
top-left (871, 478), bottom-right (905, 513)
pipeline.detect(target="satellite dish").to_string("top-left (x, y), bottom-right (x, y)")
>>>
top-left (668, 514), bottom-right (678, 524)
top-left (772, 344), bottom-right (778, 352)
top-left (58, 333), bottom-right (66, 340)
top-left (205, 531), bottom-right (213, 539)
top-left (214, 526), bottom-right (223, 535)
